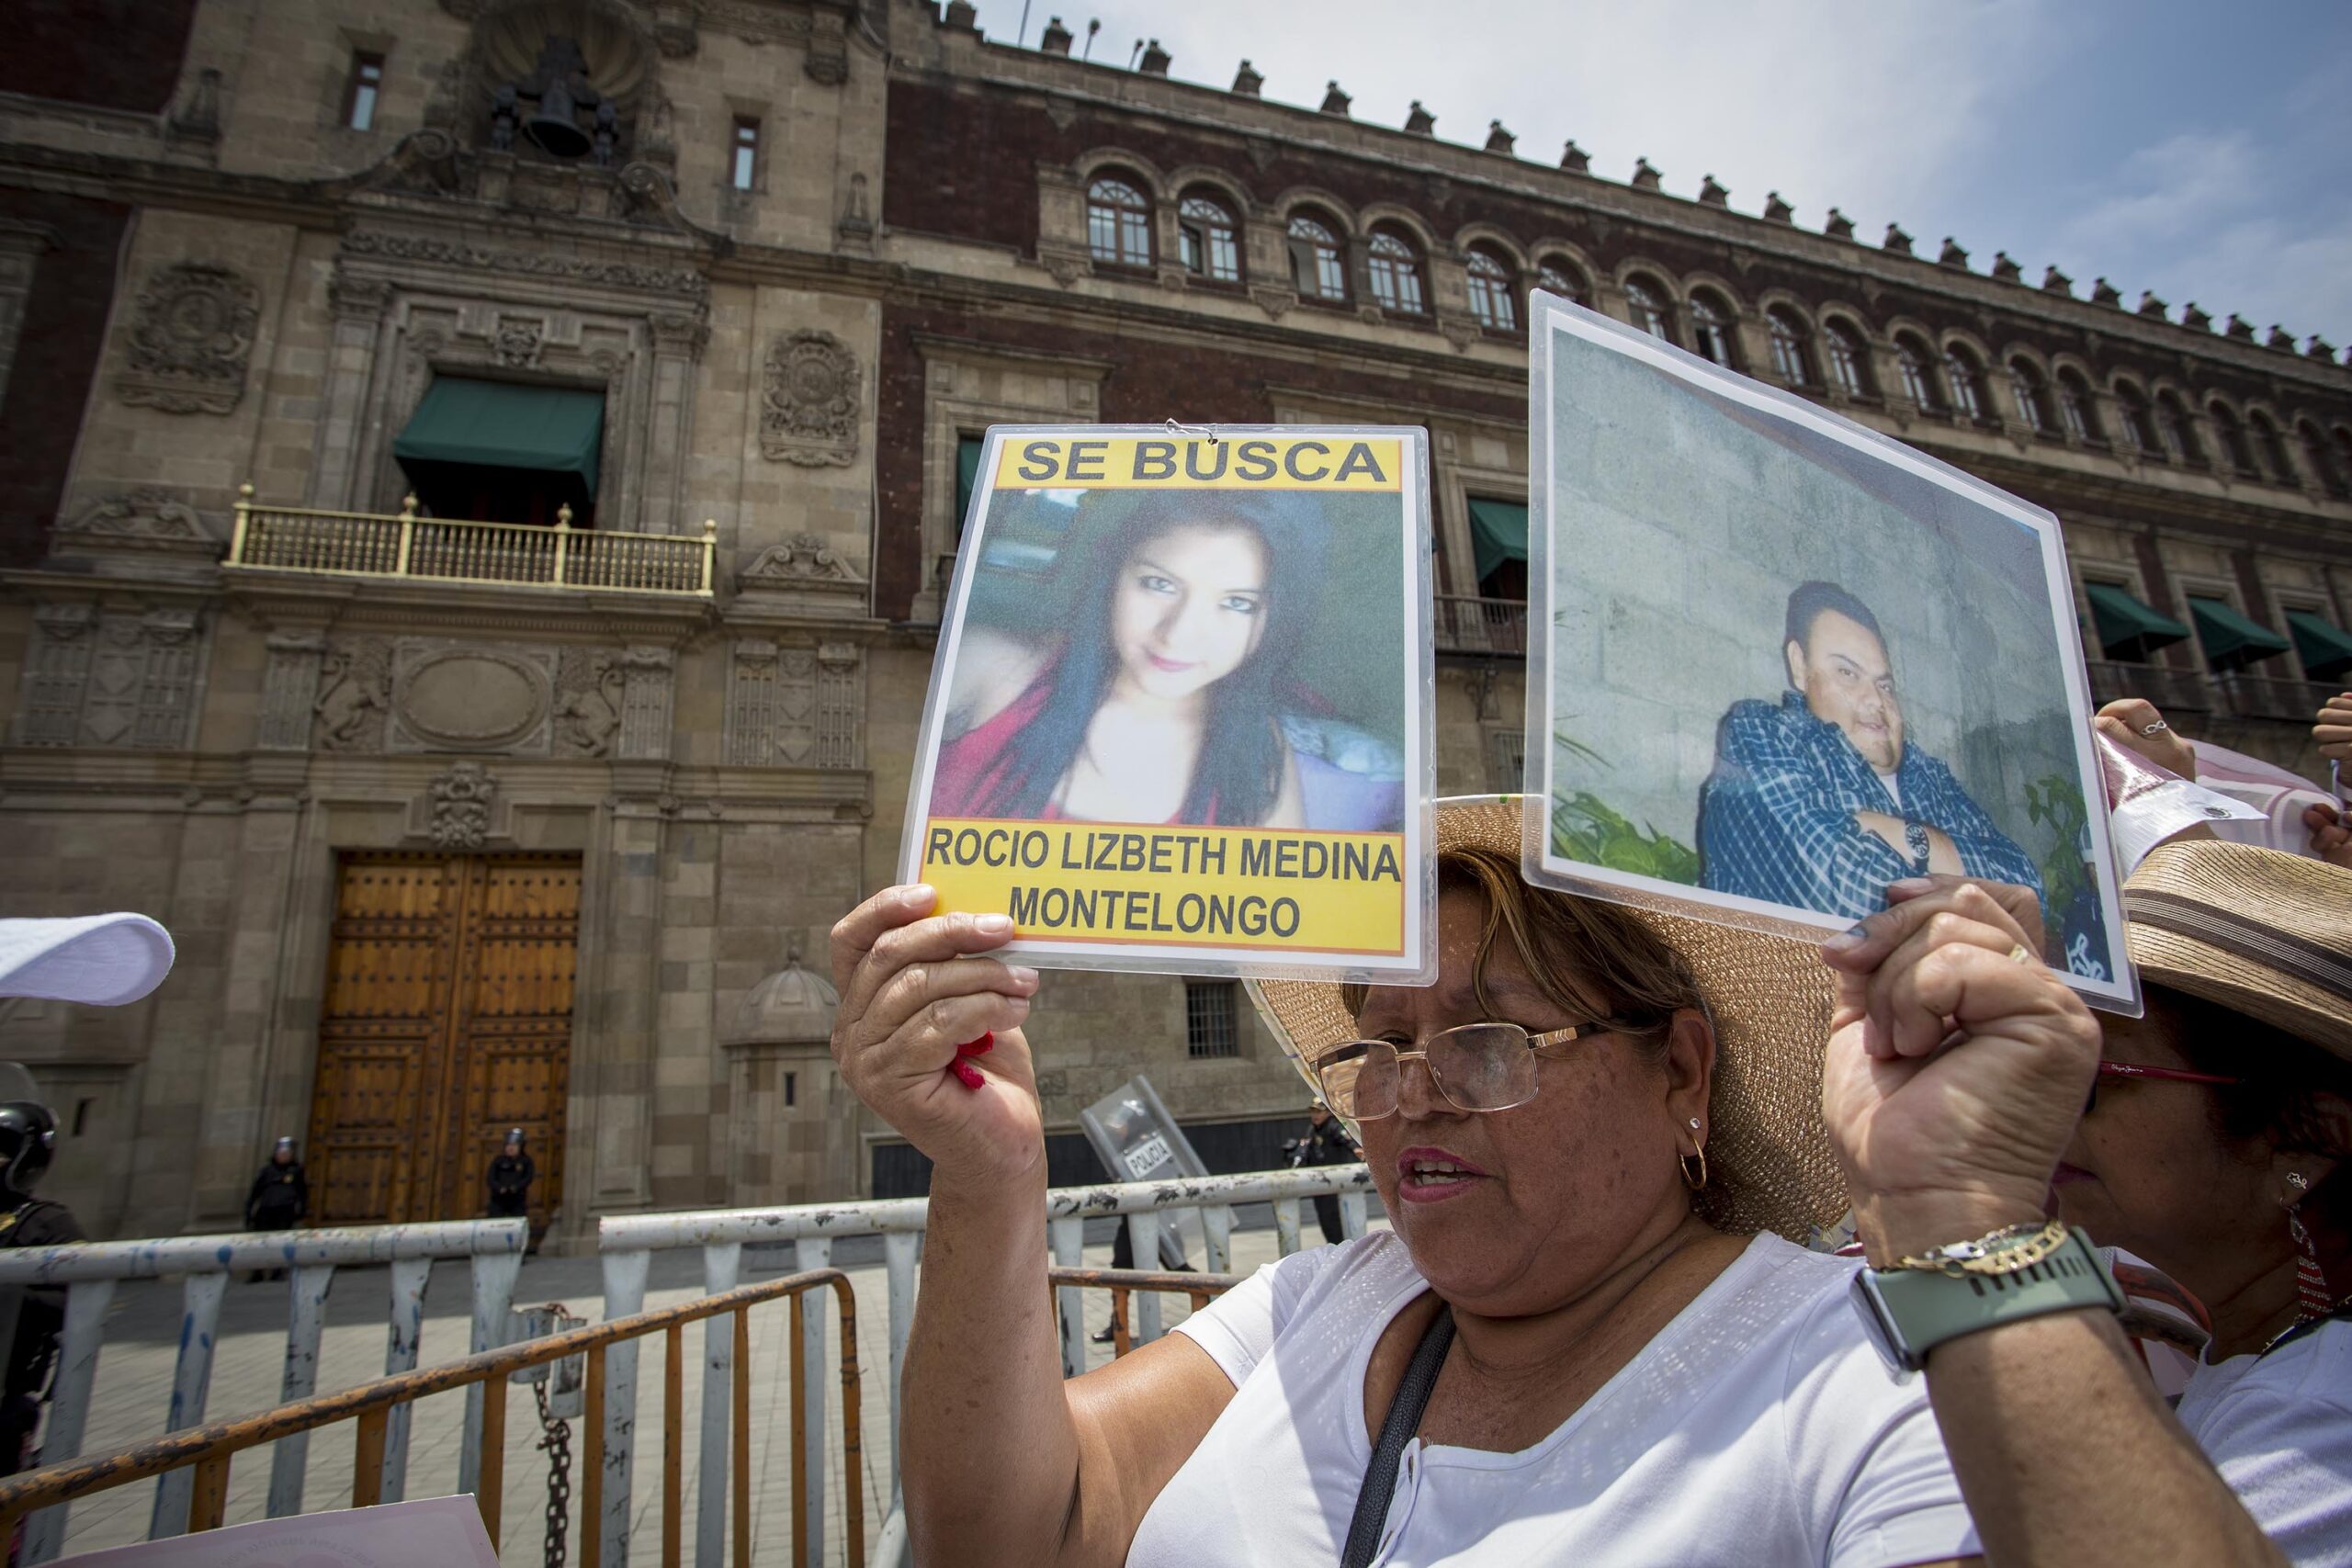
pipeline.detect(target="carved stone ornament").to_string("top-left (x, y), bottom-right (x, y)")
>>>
top-left (759, 330), bottom-right (861, 466)
top-left (117, 263), bottom-right (261, 414)
top-left (311, 638), bottom-right (392, 752)
top-left (739, 531), bottom-right (867, 590)
top-left (389, 644), bottom-right (555, 753)
top-left (491, 315), bottom-right (546, 367)
top-left (418, 761), bottom-right (504, 850)
top-left (553, 646), bottom-right (625, 756)
top-left (51, 488), bottom-right (220, 559)
top-left (340, 230), bottom-right (709, 299)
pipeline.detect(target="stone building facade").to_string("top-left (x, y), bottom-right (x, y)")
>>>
top-left (2, 0), bottom-right (2346, 1245)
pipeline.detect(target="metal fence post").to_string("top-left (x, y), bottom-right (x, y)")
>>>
top-left (696, 1243), bottom-right (741, 1568)
top-left (794, 1236), bottom-right (831, 1567)
top-left (1272, 1198), bottom-right (1304, 1256)
top-left (600, 1247), bottom-right (650, 1568)
top-left (379, 1256), bottom-right (433, 1501)
top-left (149, 1270), bottom-right (229, 1539)
top-left (1046, 1217), bottom-right (1084, 1378)
top-left (1340, 1192), bottom-right (1369, 1240)
top-left (24, 1280), bottom-right (113, 1563)
top-left (1201, 1206), bottom-right (1234, 1274)
top-left (1124, 1213), bottom-right (1163, 1344)
top-left (266, 1265), bottom-right (338, 1517)
top-left (882, 1231), bottom-right (920, 1455)
top-left (458, 1250), bottom-right (522, 1498)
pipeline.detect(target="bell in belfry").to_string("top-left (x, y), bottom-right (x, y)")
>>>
top-left (517, 35), bottom-right (599, 159)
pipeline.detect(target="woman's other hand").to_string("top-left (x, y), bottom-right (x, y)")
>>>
top-left (2307, 800), bottom-right (2352, 868)
top-left (1818, 877), bottom-right (2102, 1264)
top-left (830, 885), bottom-right (1046, 1185)
top-left (2095, 697), bottom-right (2198, 780)
top-left (2317, 692), bottom-right (2352, 765)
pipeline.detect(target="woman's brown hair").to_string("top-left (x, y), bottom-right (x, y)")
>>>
top-left (1344, 846), bottom-right (1710, 1059)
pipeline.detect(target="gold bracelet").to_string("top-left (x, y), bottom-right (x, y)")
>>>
top-left (1888, 1217), bottom-right (2068, 1278)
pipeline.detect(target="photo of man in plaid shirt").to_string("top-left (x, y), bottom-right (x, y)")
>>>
top-left (1697, 581), bottom-right (2043, 919)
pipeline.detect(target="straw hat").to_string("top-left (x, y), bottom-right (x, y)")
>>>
top-left (1248, 797), bottom-right (1847, 1243)
top-left (2125, 840), bottom-right (2352, 1058)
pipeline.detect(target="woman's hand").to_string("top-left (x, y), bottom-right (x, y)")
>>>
top-left (830, 885), bottom-right (1046, 1185)
top-left (2318, 692), bottom-right (2352, 765)
top-left (2308, 801), bottom-right (2352, 868)
top-left (2095, 697), bottom-right (2198, 779)
top-left (1818, 877), bottom-right (2102, 1264)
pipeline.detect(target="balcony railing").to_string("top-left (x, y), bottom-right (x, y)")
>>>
top-left (2214, 670), bottom-right (2339, 724)
top-left (2085, 659), bottom-right (2216, 715)
top-left (1434, 594), bottom-right (1528, 656)
top-left (226, 487), bottom-right (716, 597)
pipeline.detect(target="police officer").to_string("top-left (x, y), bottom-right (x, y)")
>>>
top-left (245, 1136), bottom-right (307, 1235)
top-left (1284, 1100), bottom-right (1363, 1246)
top-left (486, 1128), bottom-right (534, 1220)
top-left (0, 1099), bottom-right (83, 1475)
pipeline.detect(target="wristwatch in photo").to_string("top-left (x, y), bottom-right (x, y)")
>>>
top-left (1850, 1224), bottom-right (2127, 1374)
top-left (1903, 819), bottom-right (1932, 875)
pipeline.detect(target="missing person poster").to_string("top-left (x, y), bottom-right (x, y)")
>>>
top-left (1521, 294), bottom-right (2138, 1010)
top-left (900, 424), bottom-right (1436, 983)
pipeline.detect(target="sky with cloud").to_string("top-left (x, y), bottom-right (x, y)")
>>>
top-left (956, 0), bottom-right (2352, 347)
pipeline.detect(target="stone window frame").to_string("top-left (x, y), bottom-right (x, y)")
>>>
top-left (2150, 384), bottom-right (2209, 468)
top-left (1889, 325), bottom-right (1947, 416)
top-left (2203, 396), bottom-right (2263, 481)
top-left (1084, 171), bottom-right (1155, 270)
top-left (2294, 417), bottom-right (2350, 500)
top-left (2005, 354), bottom-right (2059, 438)
top-left (320, 28), bottom-right (397, 152)
top-left (1937, 335), bottom-right (1998, 427)
top-left (1685, 286), bottom-right (1742, 370)
top-left (1175, 188), bottom-right (1243, 285)
top-left (2109, 377), bottom-right (2163, 458)
top-left (1817, 311), bottom-right (1876, 402)
top-left (1531, 246), bottom-right (1597, 309)
top-left (1463, 245), bottom-right (1517, 333)
top-left (1765, 304), bottom-right (1815, 389)
top-left (912, 335), bottom-right (1113, 622)
top-left (2048, 360), bottom-right (2106, 449)
top-left (1283, 206), bottom-right (1351, 305)
top-left (1614, 265), bottom-right (1680, 344)
top-left (2245, 406), bottom-right (2301, 490)
top-left (322, 265), bottom-right (707, 539)
top-left (1364, 226), bottom-right (1428, 317)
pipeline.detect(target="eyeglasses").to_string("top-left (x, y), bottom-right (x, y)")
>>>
top-left (2083, 1060), bottom-right (2245, 1116)
top-left (1314, 1019), bottom-right (1645, 1121)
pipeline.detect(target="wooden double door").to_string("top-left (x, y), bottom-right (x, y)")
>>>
top-left (306, 852), bottom-right (578, 1229)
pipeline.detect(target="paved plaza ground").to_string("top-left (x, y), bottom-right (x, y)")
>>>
top-left (38, 1209), bottom-right (1388, 1566)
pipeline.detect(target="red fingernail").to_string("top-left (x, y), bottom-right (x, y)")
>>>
top-left (951, 1058), bottom-right (986, 1090)
top-left (957, 1032), bottom-right (995, 1056)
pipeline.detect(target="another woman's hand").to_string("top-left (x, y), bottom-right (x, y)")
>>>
top-left (1818, 877), bottom-right (2101, 1265)
top-left (2317, 692), bottom-right (2352, 764)
top-left (830, 885), bottom-right (1046, 1185)
top-left (2096, 697), bottom-right (2198, 780)
top-left (2307, 801), bottom-right (2352, 868)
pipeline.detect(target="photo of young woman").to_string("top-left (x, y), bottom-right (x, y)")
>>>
top-left (929, 488), bottom-right (1406, 834)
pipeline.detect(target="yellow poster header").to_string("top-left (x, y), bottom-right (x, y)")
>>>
top-left (920, 818), bottom-right (1408, 955)
top-left (991, 435), bottom-right (1404, 491)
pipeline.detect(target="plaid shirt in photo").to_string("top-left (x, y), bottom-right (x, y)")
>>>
top-left (1697, 691), bottom-right (2045, 919)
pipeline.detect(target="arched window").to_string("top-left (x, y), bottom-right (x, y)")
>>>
top-left (2301, 420), bottom-right (2350, 499)
top-left (2154, 392), bottom-right (2203, 466)
top-left (1366, 228), bottom-right (1427, 315)
top-left (1535, 259), bottom-right (1591, 307)
top-left (2250, 412), bottom-right (2295, 486)
top-left (2208, 402), bottom-right (2258, 478)
top-left (1824, 321), bottom-right (1871, 398)
top-left (1944, 346), bottom-right (1989, 421)
top-left (1177, 192), bottom-right (1239, 283)
top-left (1287, 212), bottom-right (1347, 301)
top-left (1689, 291), bottom-right (1737, 367)
top-left (2055, 370), bottom-right (2097, 443)
top-left (1623, 276), bottom-right (1674, 341)
top-left (1894, 334), bottom-right (1942, 411)
top-left (1086, 175), bottom-right (1152, 267)
top-left (2115, 382), bottom-right (2160, 456)
top-left (2007, 359), bottom-right (2055, 434)
top-left (1465, 247), bottom-right (1517, 331)
top-left (1767, 308), bottom-right (1813, 385)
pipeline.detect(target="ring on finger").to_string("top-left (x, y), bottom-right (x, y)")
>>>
top-left (2006, 942), bottom-right (2034, 965)
top-left (2140, 720), bottom-right (2169, 736)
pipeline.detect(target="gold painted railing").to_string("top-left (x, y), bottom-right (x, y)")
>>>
top-left (226, 486), bottom-right (717, 597)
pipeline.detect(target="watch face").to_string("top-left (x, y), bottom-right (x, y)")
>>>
top-left (1848, 1269), bottom-right (1917, 1377)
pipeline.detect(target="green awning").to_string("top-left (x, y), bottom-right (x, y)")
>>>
top-left (2188, 596), bottom-right (2290, 671)
top-left (393, 378), bottom-right (605, 501)
top-left (955, 436), bottom-right (985, 536)
top-left (2084, 581), bottom-right (2190, 658)
top-left (1467, 497), bottom-right (1529, 582)
top-left (2288, 610), bottom-right (2352, 680)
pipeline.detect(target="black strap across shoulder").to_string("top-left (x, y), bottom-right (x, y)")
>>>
top-left (1340, 1301), bottom-right (1454, 1568)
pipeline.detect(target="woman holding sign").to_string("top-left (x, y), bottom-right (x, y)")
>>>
top-left (835, 799), bottom-right (1997, 1566)
top-left (930, 489), bottom-right (1401, 833)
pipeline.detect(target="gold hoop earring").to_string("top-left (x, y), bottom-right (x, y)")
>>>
top-left (1680, 1143), bottom-right (1709, 1190)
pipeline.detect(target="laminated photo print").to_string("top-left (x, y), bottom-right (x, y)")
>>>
top-left (901, 425), bottom-right (1437, 983)
top-left (1521, 294), bottom-right (2137, 1011)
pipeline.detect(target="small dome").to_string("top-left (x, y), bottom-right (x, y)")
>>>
top-left (722, 952), bottom-right (838, 1045)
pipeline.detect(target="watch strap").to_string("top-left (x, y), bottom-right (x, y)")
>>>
top-left (1859, 1226), bottom-right (2125, 1372)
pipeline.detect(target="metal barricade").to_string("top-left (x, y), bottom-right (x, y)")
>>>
top-left (0, 1268), bottom-right (862, 1568)
top-left (0, 1219), bottom-right (527, 1562)
top-left (594, 1162), bottom-right (1374, 1568)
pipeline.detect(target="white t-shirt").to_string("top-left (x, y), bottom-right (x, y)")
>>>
top-left (2177, 1317), bottom-right (2352, 1567)
top-left (1134, 1231), bottom-right (1979, 1568)
top-left (1876, 771), bottom-right (1904, 810)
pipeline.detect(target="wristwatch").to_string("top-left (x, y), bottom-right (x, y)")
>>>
top-left (1850, 1225), bottom-right (2126, 1374)
top-left (1902, 819), bottom-right (1932, 875)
